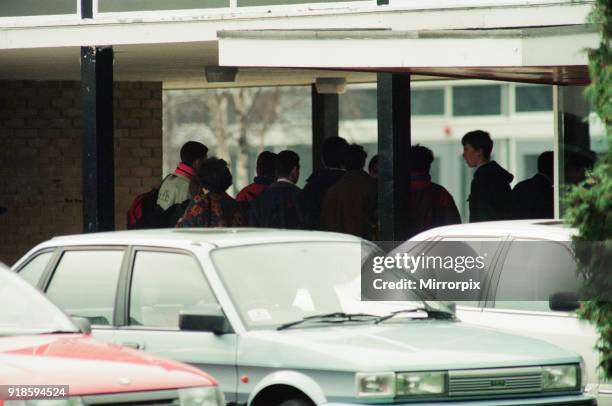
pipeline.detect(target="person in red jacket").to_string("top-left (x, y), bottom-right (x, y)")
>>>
top-left (408, 145), bottom-right (461, 238)
top-left (236, 151), bottom-right (277, 202)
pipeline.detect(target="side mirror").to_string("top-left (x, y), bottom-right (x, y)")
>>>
top-left (179, 310), bottom-right (233, 335)
top-left (71, 316), bottom-right (92, 334)
top-left (549, 292), bottom-right (580, 312)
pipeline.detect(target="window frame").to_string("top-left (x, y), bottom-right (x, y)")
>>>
top-left (42, 245), bottom-right (129, 328)
top-left (119, 246), bottom-right (229, 332)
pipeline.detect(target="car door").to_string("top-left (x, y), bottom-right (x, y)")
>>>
top-left (40, 247), bottom-right (127, 343)
top-left (477, 238), bottom-right (612, 405)
top-left (111, 248), bottom-right (238, 404)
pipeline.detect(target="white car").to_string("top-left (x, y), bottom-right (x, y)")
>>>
top-left (405, 219), bottom-right (611, 406)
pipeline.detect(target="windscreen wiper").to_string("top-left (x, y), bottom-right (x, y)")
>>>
top-left (375, 307), bottom-right (455, 324)
top-left (277, 312), bottom-right (379, 330)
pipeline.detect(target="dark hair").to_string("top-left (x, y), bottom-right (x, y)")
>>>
top-left (276, 150), bottom-right (300, 178)
top-left (322, 137), bottom-right (349, 168)
top-left (409, 145), bottom-right (434, 172)
top-left (537, 151), bottom-right (554, 177)
top-left (461, 130), bottom-right (493, 160)
top-left (197, 158), bottom-right (232, 193)
top-left (566, 149), bottom-right (596, 171)
top-left (256, 151), bottom-right (277, 178)
top-left (368, 155), bottom-right (378, 174)
top-left (344, 144), bottom-right (368, 171)
top-left (180, 141), bottom-right (208, 167)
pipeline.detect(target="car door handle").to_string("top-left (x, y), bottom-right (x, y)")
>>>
top-left (121, 342), bottom-right (145, 350)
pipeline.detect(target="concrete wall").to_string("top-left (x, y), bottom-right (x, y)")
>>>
top-left (0, 80), bottom-right (162, 265)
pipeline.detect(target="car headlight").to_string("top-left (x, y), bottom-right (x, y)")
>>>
top-left (5, 399), bottom-right (83, 406)
top-left (355, 372), bottom-right (395, 399)
top-left (396, 371), bottom-right (446, 396)
top-left (542, 364), bottom-right (579, 391)
top-left (178, 386), bottom-right (225, 406)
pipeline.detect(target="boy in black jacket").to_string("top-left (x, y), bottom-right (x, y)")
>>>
top-left (462, 130), bottom-right (514, 222)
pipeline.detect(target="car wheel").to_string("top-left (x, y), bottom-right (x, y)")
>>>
top-left (278, 398), bottom-right (314, 406)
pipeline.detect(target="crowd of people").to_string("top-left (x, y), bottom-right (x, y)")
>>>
top-left (133, 129), bottom-right (594, 240)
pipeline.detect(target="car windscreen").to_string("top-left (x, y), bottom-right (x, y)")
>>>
top-left (211, 241), bottom-right (424, 330)
top-left (0, 269), bottom-right (77, 336)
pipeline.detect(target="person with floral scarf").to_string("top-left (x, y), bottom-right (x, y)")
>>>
top-left (177, 158), bottom-right (245, 228)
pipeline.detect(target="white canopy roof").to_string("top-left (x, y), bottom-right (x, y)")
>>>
top-left (218, 25), bottom-right (598, 85)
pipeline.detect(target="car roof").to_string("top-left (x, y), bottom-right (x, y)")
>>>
top-left (411, 219), bottom-right (576, 241)
top-left (46, 228), bottom-right (362, 249)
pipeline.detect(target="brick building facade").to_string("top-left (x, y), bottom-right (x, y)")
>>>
top-left (0, 80), bottom-right (163, 265)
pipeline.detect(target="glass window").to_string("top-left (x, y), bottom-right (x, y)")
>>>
top-left (430, 157), bottom-right (441, 184)
top-left (340, 89), bottom-right (377, 120)
top-left (129, 251), bottom-right (218, 328)
top-left (523, 153), bottom-right (539, 178)
top-left (0, 0), bottom-right (75, 17)
top-left (46, 250), bottom-right (124, 326)
top-left (18, 251), bottom-right (53, 287)
top-left (493, 240), bottom-right (579, 311)
top-left (99, 0), bottom-right (227, 12)
top-left (238, 0), bottom-right (353, 6)
top-left (412, 88), bottom-right (444, 115)
top-left (515, 85), bottom-right (552, 112)
top-left (340, 88), bottom-right (444, 119)
top-left (452, 85), bottom-right (501, 116)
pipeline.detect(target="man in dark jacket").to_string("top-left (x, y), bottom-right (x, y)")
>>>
top-left (302, 136), bottom-right (348, 229)
top-left (249, 150), bottom-right (305, 229)
top-left (462, 130), bottom-right (514, 222)
top-left (322, 144), bottom-right (377, 239)
top-left (236, 151), bottom-right (277, 203)
top-left (512, 151), bottom-right (554, 219)
top-left (408, 145), bottom-right (461, 237)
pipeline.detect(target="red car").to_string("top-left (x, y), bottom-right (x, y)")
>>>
top-left (0, 265), bottom-right (224, 406)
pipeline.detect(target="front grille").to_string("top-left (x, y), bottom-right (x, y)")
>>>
top-left (81, 389), bottom-right (180, 405)
top-left (449, 366), bottom-right (543, 397)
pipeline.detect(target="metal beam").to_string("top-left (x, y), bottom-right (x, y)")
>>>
top-left (311, 84), bottom-right (339, 172)
top-left (377, 73), bottom-right (411, 241)
top-left (81, 46), bottom-right (115, 233)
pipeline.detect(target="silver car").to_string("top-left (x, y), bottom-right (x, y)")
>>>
top-left (13, 229), bottom-right (594, 406)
